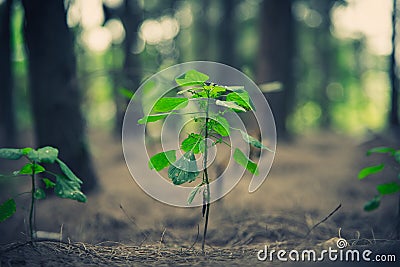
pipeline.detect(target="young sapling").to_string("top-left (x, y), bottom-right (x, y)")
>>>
top-left (358, 146), bottom-right (400, 237)
top-left (139, 69), bottom-right (273, 251)
top-left (0, 146), bottom-right (87, 240)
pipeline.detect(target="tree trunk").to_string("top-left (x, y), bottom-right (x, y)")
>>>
top-left (22, 0), bottom-right (97, 192)
top-left (314, 0), bottom-right (336, 128)
top-left (0, 0), bottom-right (16, 146)
top-left (257, 0), bottom-right (294, 139)
top-left (390, 0), bottom-right (400, 129)
top-left (194, 0), bottom-right (211, 60)
top-left (217, 0), bottom-right (236, 67)
top-left (116, 0), bottom-right (142, 134)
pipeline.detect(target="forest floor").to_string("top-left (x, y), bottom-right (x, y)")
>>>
top-left (1, 130), bottom-right (400, 266)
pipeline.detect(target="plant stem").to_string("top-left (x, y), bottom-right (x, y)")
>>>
top-left (202, 95), bottom-right (211, 252)
top-left (29, 162), bottom-right (36, 241)
top-left (209, 134), bottom-right (231, 147)
top-left (397, 193), bottom-right (400, 239)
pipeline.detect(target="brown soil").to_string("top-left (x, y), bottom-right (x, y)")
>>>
top-left (1, 131), bottom-right (400, 266)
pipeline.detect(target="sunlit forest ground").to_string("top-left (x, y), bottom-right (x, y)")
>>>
top-left (1, 130), bottom-right (399, 266)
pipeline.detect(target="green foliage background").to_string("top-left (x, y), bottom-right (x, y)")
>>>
top-left (6, 0), bottom-right (395, 136)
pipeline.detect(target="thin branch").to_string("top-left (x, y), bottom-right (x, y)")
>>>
top-left (208, 134), bottom-right (231, 147)
top-left (119, 204), bottom-right (149, 243)
top-left (306, 203), bottom-right (342, 237)
top-left (159, 228), bottom-right (166, 247)
top-left (187, 224), bottom-right (200, 251)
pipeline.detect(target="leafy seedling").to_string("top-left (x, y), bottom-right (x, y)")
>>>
top-left (358, 146), bottom-right (400, 237)
top-left (138, 69), bottom-right (273, 251)
top-left (0, 146), bottom-right (86, 240)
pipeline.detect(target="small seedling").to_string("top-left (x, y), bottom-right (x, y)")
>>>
top-left (139, 69), bottom-right (273, 251)
top-left (0, 146), bottom-right (86, 240)
top-left (358, 146), bottom-right (400, 236)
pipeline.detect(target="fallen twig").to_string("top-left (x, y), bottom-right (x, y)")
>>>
top-left (306, 203), bottom-right (342, 237)
top-left (187, 224), bottom-right (200, 251)
top-left (119, 204), bottom-right (150, 244)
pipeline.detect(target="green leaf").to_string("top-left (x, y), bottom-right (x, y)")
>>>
top-left (364, 196), bottom-right (380, 212)
top-left (358, 164), bottom-right (384, 179)
top-left (177, 86), bottom-right (203, 95)
top-left (119, 88), bottom-right (134, 99)
top-left (240, 130), bottom-right (274, 152)
top-left (149, 150), bottom-right (176, 171)
top-left (55, 159), bottom-right (83, 184)
top-left (138, 114), bottom-right (169, 124)
top-left (0, 148), bottom-right (23, 160)
top-left (181, 133), bottom-right (203, 154)
top-left (209, 85), bottom-right (226, 98)
top-left (54, 174), bottom-right (87, 203)
top-left (0, 198), bottom-right (16, 222)
top-left (215, 100), bottom-right (246, 112)
top-left (21, 147), bottom-right (33, 155)
top-left (34, 188), bottom-right (46, 200)
top-left (188, 183), bottom-right (203, 204)
top-left (19, 163), bottom-right (45, 175)
top-left (26, 150), bottom-right (39, 161)
top-left (42, 178), bottom-right (56, 189)
top-left (168, 151), bottom-right (199, 185)
top-left (233, 148), bottom-right (259, 175)
top-left (395, 150), bottom-right (400, 163)
top-left (211, 116), bottom-right (230, 137)
top-left (226, 90), bottom-right (255, 111)
top-left (199, 138), bottom-right (208, 153)
top-left (152, 97), bottom-right (188, 113)
top-left (366, 147), bottom-right (395, 156)
top-left (226, 85), bottom-right (245, 91)
top-left (192, 90), bottom-right (208, 98)
top-left (175, 70), bottom-right (209, 86)
top-left (377, 182), bottom-right (400, 195)
top-left (27, 146), bottom-right (59, 163)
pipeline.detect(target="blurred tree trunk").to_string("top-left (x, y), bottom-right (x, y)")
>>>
top-left (390, 0), bottom-right (400, 129)
top-left (392, 0), bottom-right (400, 239)
top-left (22, 0), bottom-right (97, 192)
top-left (0, 0), bottom-right (16, 146)
top-left (116, 0), bottom-right (142, 135)
top-left (314, 0), bottom-right (337, 128)
top-left (217, 0), bottom-right (236, 67)
top-left (194, 0), bottom-right (211, 60)
top-left (257, 0), bottom-right (294, 139)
